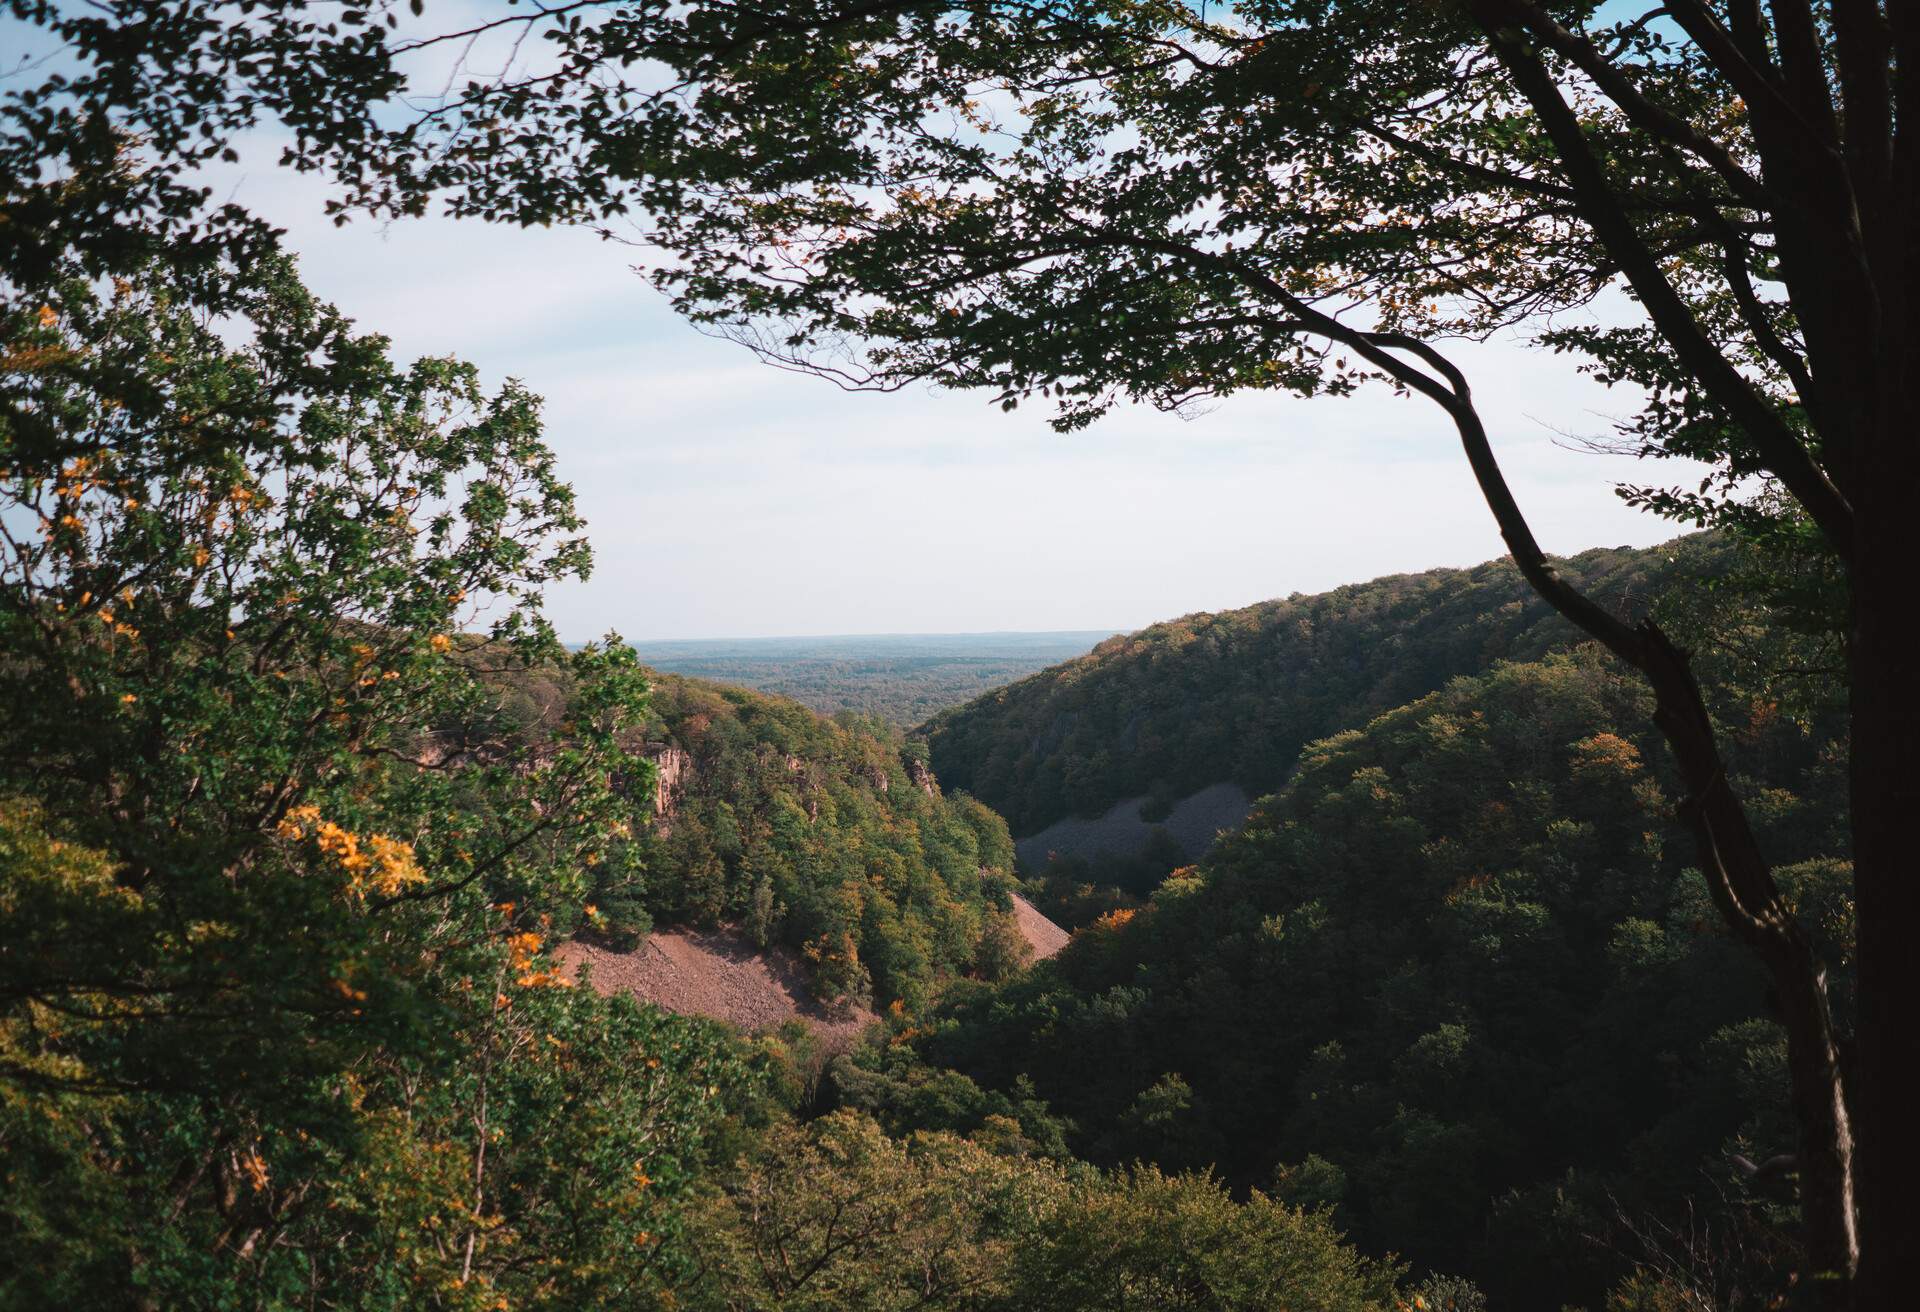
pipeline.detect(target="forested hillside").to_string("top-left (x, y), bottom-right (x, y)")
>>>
top-left (0, 255), bottom-right (1450, 1312)
top-left (0, 258), bottom-right (1841, 1312)
top-left (602, 672), bottom-right (1025, 1011)
top-left (922, 542), bottom-right (1716, 838)
top-left (895, 651), bottom-right (1851, 1308)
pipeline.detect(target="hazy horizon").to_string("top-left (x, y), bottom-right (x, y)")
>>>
top-left (624, 628), bottom-right (1118, 647)
top-left (609, 533), bottom-right (1674, 646)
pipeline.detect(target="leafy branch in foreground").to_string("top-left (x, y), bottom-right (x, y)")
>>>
top-left (0, 253), bottom-right (752, 1307)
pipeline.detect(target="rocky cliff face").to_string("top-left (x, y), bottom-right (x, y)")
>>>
top-left (647, 744), bottom-right (692, 821)
top-left (644, 735), bottom-right (936, 828)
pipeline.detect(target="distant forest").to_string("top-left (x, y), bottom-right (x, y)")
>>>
top-left (922, 542), bottom-right (1728, 837)
top-left (626, 632), bottom-right (1113, 726)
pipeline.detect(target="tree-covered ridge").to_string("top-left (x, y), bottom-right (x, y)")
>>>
top-left (586, 671), bottom-right (1023, 1012)
top-left (922, 541), bottom-right (1714, 836)
top-left (905, 652), bottom-right (1850, 1308)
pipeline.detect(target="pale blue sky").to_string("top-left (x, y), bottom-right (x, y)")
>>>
top-left (228, 153), bottom-right (1695, 644)
top-left (170, 0), bottom-right (1701, 645)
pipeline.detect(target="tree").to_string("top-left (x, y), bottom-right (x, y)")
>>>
top-left (5, 2), bottom-right (1905, 1304)
top-left (0, 245), bottom-right (765, 1306)
top-left (293, 4), bottom-right (1899, 1302)
top-left (675, 1109), bottom-right (1413, 1311)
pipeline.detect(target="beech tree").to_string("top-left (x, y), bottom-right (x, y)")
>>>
top-left (330, 9), bottom-right (1902, 1298)
top-left (5, 2), bottom-right (1908, 1307)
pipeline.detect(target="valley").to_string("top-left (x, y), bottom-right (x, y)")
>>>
top-left (529, 530), bottom-right (1842, 1309)
top-left (6, 8), bottom-right (1885, 1309)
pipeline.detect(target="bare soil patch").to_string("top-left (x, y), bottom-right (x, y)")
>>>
top-left (1013, 781), bottom-right (1252, 871)
top-left (1008, 893), bottom-right (1069, 960)
top-left (556, 928), bottom-right (875, 1042)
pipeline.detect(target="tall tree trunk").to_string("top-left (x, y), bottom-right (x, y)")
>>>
top-left (1844, 398), bottom-right (1915, 1312)
top-left (1634, 634), bottom-right (1858, 1305)
top-left (1230, 283), bottom-right (1869, 1306)
top-left (1428, 360), bottom-right (1859, 1305)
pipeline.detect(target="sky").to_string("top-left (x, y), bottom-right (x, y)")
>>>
top-left (232, 162), bottom-right (1695, 645)
top-left (190, 13), bottom-right (1704, 645)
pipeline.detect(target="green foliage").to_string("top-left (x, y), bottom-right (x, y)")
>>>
top-left (620, 673), bottom-right (1023, 1008)
top-left (675, 1110), bottom-right (1050, 1311)
top-left (164, 0), bottom-right (1837, 570)
top-left (1021, 858), bottom-right (1145, 932)
top-left (906, 653), bottom-right (1846, 1307)
top-left (6, 3), bottom-right (1841, 572)
top-left (2, 253), bottom-right (602, 1080)
top-left (0, 255), bottom-right (754, 1308)
top-left (925, 542), bottom-right (1711, 836)
top-left (973, 907), bottom-right (1036, 983)
top-left (834, 1033), bottom-right (1075, 1161)
top-left (668, 1109), bottom-right (1417, 1312)
top-left (1015, 1163), bottom-right (1402, 1312)
top-left (0, 11), bottom-right (1862, 1308)
top-left (1, 2), bottom-right (404, 304)
top-left (1651, 511), bottom-right (1847, 732)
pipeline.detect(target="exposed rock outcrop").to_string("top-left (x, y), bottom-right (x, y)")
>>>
top-left (647, 744), bottom-right (692, 819)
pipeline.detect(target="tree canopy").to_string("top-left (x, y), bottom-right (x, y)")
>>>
top-left (0, 244), bottom-right (766, 1306)
top-left (924, 540), bottom-right (1712, 836)
top-left (904, 649), bottom-right (1852, 1307)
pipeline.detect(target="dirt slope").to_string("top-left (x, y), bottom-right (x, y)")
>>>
top-left (1009, 893), bottom-right (1070, 960)
top-left (560, 898), bottom-right (1067, 1035)
top-left (556, 929), bottom-right (874, 1041)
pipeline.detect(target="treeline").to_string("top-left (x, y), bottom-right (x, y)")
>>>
top-left (921, 544), bottom-right (1718, 836)
top-left (630, 633), bottom-right (1109, 727)
top-left (886, 651), bottom-right (1850, 1309)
